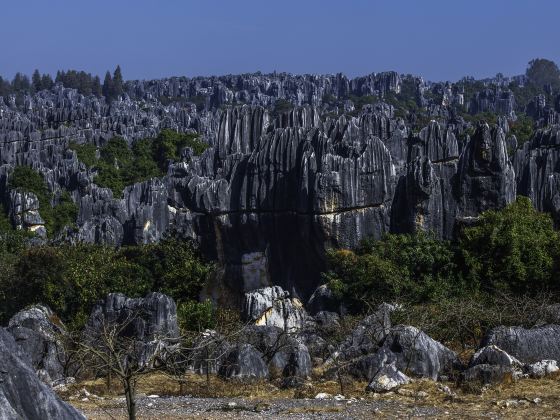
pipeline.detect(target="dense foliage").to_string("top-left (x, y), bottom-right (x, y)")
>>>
top-left (526, 58), bottom-right (560, 90)
top-left (70, 129), bottom-right (208, 197)
top-left (0, 235), bottom-right (213, 329)
top-left (459, 196), bottom-right (560, 294)
top-left (325, 197), bottom-right (560, 313)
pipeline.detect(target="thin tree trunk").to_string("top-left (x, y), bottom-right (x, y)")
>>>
top-left (337, 367), bottom-right (345, 395)
top-left (124, 378), bottom-right (136, 420)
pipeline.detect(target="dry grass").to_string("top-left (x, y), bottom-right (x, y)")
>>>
top-left (65, 372), bottom-right (560, 419)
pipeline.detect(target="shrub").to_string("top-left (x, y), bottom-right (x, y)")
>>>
top-left (177, 300), bottom-right (215, 332)
top-left (0, 237), bottom-right (213, 329)
top-left (70, 131), bottom-right (208, 197)
top-left (325, 232), bottom-right (460, 312)
top-left (459, 196), bottom-right (560, 295)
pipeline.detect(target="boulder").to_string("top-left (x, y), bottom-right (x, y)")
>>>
top-left (242, 325), bottom-right (311, 378)
top-left (242, 286), bottom-right (306, 331)
top-left (0, 328), bottom-right (85, 420)
top-left (481, 325), bottom-right (560, 364)
top-left (366, 362), bottom-right (410, 392)
top-left (526, 360), bottom-right (559, 378)
top-left (84, 292), bottom-right (179, 368)
top-left (346, 324), bottom-right (457, 382)
top-left (7, 305), bottom-right (67, 384)
top-left (219, 344), bottom-right (269, 380)
top-left (469, 345), bottom-right (522, 369)
top-left (271, 342), bottom-right (312, 379)
top-left (462, 364), bottom-right (518, 385)
top-left (332, 303), bottom-right (394, 362)
top-left (379, 325), bottom-right (458, 380)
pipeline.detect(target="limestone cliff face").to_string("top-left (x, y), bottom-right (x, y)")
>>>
top-left (1, 71), bottom-right (560, 301)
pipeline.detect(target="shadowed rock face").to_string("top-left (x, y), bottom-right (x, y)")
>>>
top-left (0, 328), bottom-right (85, 420)
top-left (2, 70), bottom-right (560, 301)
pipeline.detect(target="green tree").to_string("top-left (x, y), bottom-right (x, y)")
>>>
top-left (459, 196), bottom-right (560, 294)
top-left (113, 65), bottom-right (124, 98)
top-left (325, 232), bottom-right (459, 312)
top-left (32, 69), bottom-right (42, 92)
top-left (102, 71), bottom-right (113, 100)
top-left (526, 58), bottom-right (560, 89)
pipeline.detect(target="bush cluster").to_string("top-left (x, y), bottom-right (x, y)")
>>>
top-left (325, 197), bottom-right (560, 313)
top-left (70, 129), bottom-right (208, 197)
top-left (0, 236), bottom-right (213, 329)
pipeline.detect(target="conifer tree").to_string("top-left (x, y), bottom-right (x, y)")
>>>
top-left (32, 69), bottom-right (42, 92)
top-left (113, 65), bottom-right (124, 98)
top-left (102, 71), bottom-right (114, 100)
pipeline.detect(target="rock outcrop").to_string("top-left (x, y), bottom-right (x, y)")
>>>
top-left (7, 305), bottom-right (67, 384)
top-left (242, 286), bottom-right (306, 331)
top-left (84, 292), bottom-right (179, 367)
top-left (218, 344), bottom-right (269, 380)
top-left (0, 328), bottom-right (85, 420)
top-left (1, 69), bottom-right (559, 302)
top-left (481, 325), bottom-right (560, 364)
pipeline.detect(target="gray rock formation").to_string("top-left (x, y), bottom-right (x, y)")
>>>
top-left (218, 343), bottom-right (269, 380)
top-left (469, 345), bottom-right (522, 369)
top-left (526, 360), bottom-right (559, 378)
top-left (366, 362), bottom-right (410, 393)
top-left (376, 325), bottom-right (458, 380)
top-left (242, 286), bottom-right (306, 331)
top-left (7, 305), bottom-right (67, 384)
top-left (462, 364), bottom-right (518, 385)
top-left (0, 328), bottom-right (84, 420)
top-left (84, 292), bottom-right (179, 367)
top-left (481, 324), bottom-right (560, 364)
top-left (347, 324), bottom-right (457, 382)
top-left (332, 303), bottom-right (394, 362)
top-left (1, 68), bottom-right (559, 303)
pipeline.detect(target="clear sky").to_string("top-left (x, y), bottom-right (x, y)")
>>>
top-left (1, 0), bottom-right (558, 82)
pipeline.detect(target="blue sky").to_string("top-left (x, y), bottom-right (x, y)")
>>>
top-left (1, 0), bottom-right (558, 82)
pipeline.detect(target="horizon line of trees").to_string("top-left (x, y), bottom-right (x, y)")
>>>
top-left (0, 65), bottom-right (124, 100)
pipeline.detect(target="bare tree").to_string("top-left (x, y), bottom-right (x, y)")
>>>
top-left (74, 309), bottom-right (173, 420)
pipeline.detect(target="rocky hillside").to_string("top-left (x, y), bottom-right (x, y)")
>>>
top-left (1, 65), bottom-right (560, 301)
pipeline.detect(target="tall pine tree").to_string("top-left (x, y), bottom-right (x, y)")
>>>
top-left (112, 65), bottom-right (123, 98)
top-left (32, 69), bottom-right (42, 92)
top-left (92, 75), bottom-right (102, 97)
top-left (102, 71), bottom-right (113, 100)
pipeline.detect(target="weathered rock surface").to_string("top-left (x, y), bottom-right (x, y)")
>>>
top-left (462, 364), bottom-right (519, 385)
top-left (469, 345), bottom-right (523, 369)
top-left (378, 325), bottom-right (458, 380)
top-left (218, 344), bottom-right (269, 380)
top-left (84, 292), bottom-right (179, 367)
top-left (7, 305), bottom-right (67, 384)
top-left (1, 70), bottom-right (559, 303)
top-left (333, 303), bottom-right (394, 362)
top-left (0, 328), bottom-right (85, 420)
top-left (366, 362), bottom-right (410, 392)
top-left (242, 286), bottom-right (306, 331)
top-left (481, 325), bottom-right (560, 364)
top-left (526, 360), bottom-right (559, 378)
